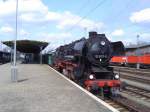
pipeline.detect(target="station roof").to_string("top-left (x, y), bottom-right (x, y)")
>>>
top-left (3, 40), bottom-right (48, 53)
top-left (125, 44), bottom-right (150, 51)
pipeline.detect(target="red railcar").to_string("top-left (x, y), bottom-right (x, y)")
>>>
top-left (111, 56), bottom-right (127, 65)
top-left (111, 54), bottom-right (150, 68)
top-left (140, 54), bottom-right (150, 64)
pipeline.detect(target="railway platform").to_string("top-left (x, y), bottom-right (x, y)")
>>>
top-left (0, 64), bottom-right (118, 112)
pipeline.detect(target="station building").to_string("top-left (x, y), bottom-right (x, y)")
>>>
top-left (3, 40), bottom-right (48, 63)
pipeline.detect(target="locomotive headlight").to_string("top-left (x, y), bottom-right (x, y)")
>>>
top-left (114, 74), bottom-right (120, 79)
top-left (101, 41), bottom-right (105, 46)
top-left (89, 74), bottom-right (94, 80)
top-left (99, 58), bottom-right (102, 62)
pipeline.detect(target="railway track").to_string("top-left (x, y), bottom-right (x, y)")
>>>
top-left (112, 66), bottom-right (150, 73)
top-left (94, 84), bottom-right (149, 112)
top-left (109, 95), bottom-right (150, 112)
top-left (122, 85), bottom-right (150, 102)
top-left (120, 72), bottom-right (150, 84)
top-left (112, 67), bottom-right (150, 111)
top-left (57, 67), bottom-right (150, 112)
top-left (97, 84), bottom-right (150, 112)
top-left (97, 94), bottom-right (150, 112)
top-left (104, 98), bottom-right (130, 112)
top-left (113, 66), bottom-right (150, 84)
top-left (83, 77), bottom-right (150, 111)
top-left (116, 69), bottom-right (150, 77)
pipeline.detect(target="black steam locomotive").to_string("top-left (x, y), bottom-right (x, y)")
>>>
top-left (54, 31), bottom-right (124, 96)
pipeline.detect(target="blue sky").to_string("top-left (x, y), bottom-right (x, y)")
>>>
top-left (0, 0), bottom-right (150, 49)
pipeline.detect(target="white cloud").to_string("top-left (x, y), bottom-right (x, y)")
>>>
top-left (20, 0), bottom-right (48, 13)
top-left (20, 10), bottom-right (104, 30)
top-left (0, 0), bottom-right (16, 17)
top-left (130, 8), bottom-right (150, 23)
top-left (0, 0), bottom-right (47, 17)
top-left (36, 32), bottom-right (74, 49)
top-left (0, 25), bottom-right (14, 33)
top-left (56, 11), bottom-right (104, 30)
top-left (19, 29), bottom-right (29, 36)
top-left (38, 32), bottom-right (73, 41)
top-left (140, 33), bottom-right (150, 41)
top-left (115, 32), bottom-right (150, 46)
top-left (111, 29), bottom-right (124, 36)
top-left (46, 12), bottom-right (62, 21)
top-left (0, 0), bottom-right (104, 30)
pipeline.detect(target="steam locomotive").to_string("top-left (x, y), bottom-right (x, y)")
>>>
top-left (53, 31), bottom-right (124, 97)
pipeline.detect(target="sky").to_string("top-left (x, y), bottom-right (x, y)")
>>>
top-left (0, 0), bottom-right (150, 50)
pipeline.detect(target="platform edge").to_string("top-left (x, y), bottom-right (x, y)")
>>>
top-left (49, 66), bottom-right (119, 112)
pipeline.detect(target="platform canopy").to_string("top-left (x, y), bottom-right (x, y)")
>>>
top-left (3, 40), bottom-right (48, 53)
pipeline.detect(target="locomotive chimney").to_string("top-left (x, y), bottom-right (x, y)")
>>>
top-left (89, 31), bottom-right (97, 38)
top-left (97, 34), bottom-right (105, 38)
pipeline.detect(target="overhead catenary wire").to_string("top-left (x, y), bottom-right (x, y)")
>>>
top-left (66, 0), bottom-right (132, 33)
top-left (104, 0), bottom-right (149, 39)
top-left (108, 0), bottom-right (147, 32)
top-left (106, 0), bottom-right (132, 24)
top-left (66, 0), bottom-right (107, 32)
top-left (76, 0), bottom-right (91, 15)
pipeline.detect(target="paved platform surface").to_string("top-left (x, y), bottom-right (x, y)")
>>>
top-left (0, 64), bottom-right (115, 112)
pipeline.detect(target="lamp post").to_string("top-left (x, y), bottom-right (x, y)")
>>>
top-left (136, 35), bottom-right (140, 69)
top-left (40, 46), bottom-right (43, 64)
top-left (11, 0), bottom-right (19, 82)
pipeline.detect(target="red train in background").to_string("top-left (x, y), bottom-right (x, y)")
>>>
top-left (111, 54), bottom-right (150, 68)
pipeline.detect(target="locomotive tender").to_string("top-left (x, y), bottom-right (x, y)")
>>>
top-left (54, 31), bottom-right (124, 97)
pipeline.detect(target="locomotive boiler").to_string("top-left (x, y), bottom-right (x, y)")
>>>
top-left (54, 31), bottom-right (124, 97)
